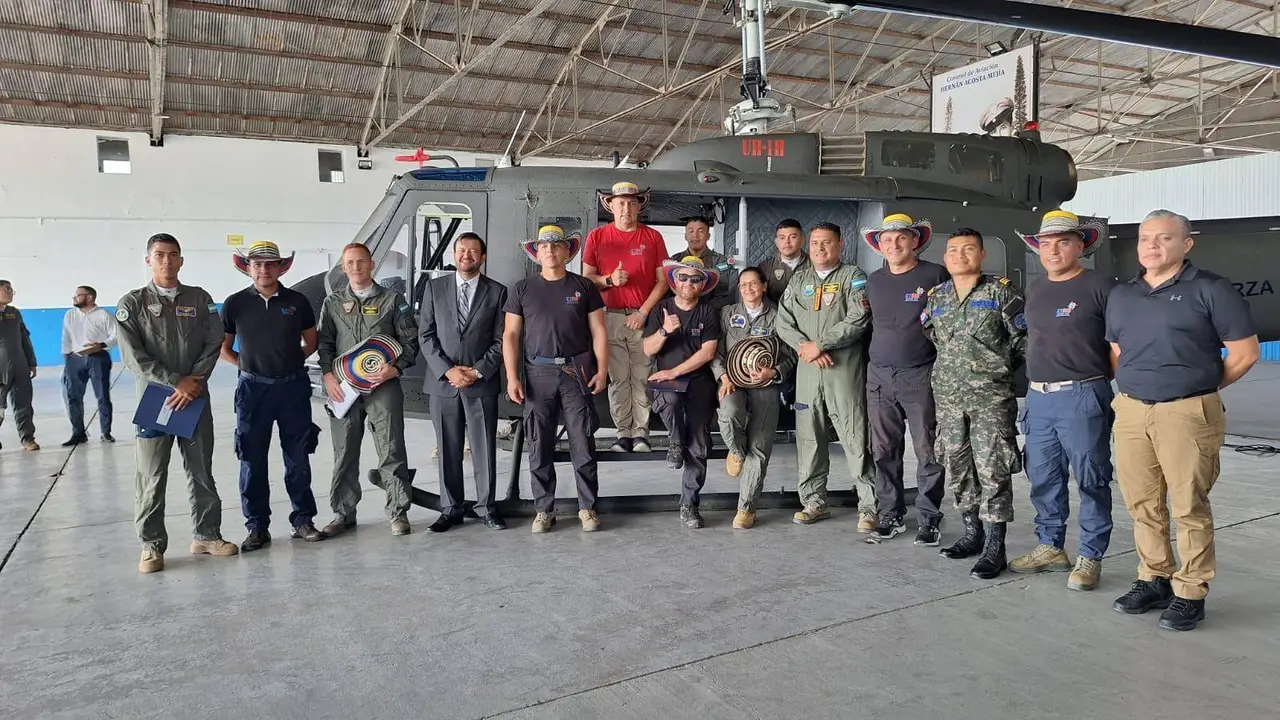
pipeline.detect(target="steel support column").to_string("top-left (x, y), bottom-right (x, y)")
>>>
top-left (146, 0), bottom-right (168, 146)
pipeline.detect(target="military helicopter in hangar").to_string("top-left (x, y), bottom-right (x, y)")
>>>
top-left (296, 0), bottom-right (1280, 516)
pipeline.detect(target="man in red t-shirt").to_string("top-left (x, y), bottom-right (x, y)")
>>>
top-left (582, 181), bottom-right (668, 453)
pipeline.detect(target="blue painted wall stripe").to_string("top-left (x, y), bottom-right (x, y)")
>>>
top-left (16, 305), bottom-right (1280, 367)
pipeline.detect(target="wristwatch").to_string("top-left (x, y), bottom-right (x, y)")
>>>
top-left (658, 328), bottom-right (668, 337)
top-left (604, 276), bottom-right (614, 287)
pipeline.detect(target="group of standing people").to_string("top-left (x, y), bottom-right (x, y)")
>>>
top-left (3, 174), bottom-right (1257, 635)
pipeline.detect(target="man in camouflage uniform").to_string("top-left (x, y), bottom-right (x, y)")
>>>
top-left (668, 216), bottom-right (736, 312)
top-left (318, 243), bottom-right (420, 537)
top-left (757, 219), bottom-right (809, 303)
top-left (775, 222), bottom-right (877, 530)
top-left (116, 233), bottom-right (239, 574)
top-left (921, 228), bottom-right (1026, 580)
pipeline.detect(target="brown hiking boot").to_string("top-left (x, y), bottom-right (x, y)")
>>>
top-left (322, 517), bottom-right (355, 536)
top-left (22, 440), bottom-right (39, 451)
top-left (578, 509), bottom-right (600, 532)
top-left (390, 517), bottom-right (411, 536)
top-left (733, 510), bottom-right (756, 529)
top-left (1009, 544), bottom-right (1072, 574)
top-left (857, 512), bottom-right (877, 533)
top-left (793, 503), bottom-right (830, 525)
top-left (1068, 556), bottom-right (1102, 591)
top-left (190, 538), bottom-right (239, 556)
top-left (138, 550), bottom-right (164, 574)
top-left (531, 512), bottom-right (556, 534)
top-left (725, 453), bottom-right (744, 478)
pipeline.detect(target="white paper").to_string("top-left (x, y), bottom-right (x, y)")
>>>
top-left (156, 404), bottom-right (174, 426)
top-left (327, 379), bottom-right (359, 419)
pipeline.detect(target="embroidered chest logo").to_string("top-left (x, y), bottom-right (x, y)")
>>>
top-left (814, 282), bottom-right (841, 311)
top-left (690, 323), bottom-right (704, 337)
top-left (904, 286), bottom-right (925, 302)
top-left (147, 303), bottom-right (162, 317)
top-left (342, 301), bottom-right (355, 314)
top-left (282, 306), bottom-right (297, 316)
top-left (565, 291), bottom-right (582, 305)
top-left (1170, 295), bottom-right (1183, 301)
top-left (631, 243), bottom-right (646, 256)
top-left (729, 313), bottom-right (747, 328)
top-left (175, 306), bottom-right (197, 318)
top-left (774, 268), bottom-right (785, 280)
top-left (1055, 301), bottom-right (1078, 318)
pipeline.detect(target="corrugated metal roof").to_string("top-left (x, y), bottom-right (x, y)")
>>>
top-left (0, 0), bottom-right (1274, 169)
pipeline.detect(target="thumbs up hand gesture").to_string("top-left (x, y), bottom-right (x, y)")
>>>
top-left (662, 308), bottom-right (681, 334)
top-left (610, 261), bottom-right (629, 287)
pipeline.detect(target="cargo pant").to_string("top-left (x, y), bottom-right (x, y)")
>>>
top-left (604, 309), bottom-right (651, 440)
top-left (63, 352), bottom-right (113, 438)
top-left (1112, 391), bottom-right (1225, 601)
top-left (234, 371), bottom-right (321, 533)
top-left (718, 386), bottom-right (781, 512)
top-left (795, 385), bottom-right (876, 516)
top-left (936, 398), bottom-right (1020, 523)
top-left (1019, 378), bottom-right (1114, 560)
top-left (524, 365), bottom-right (600, 512)
top-left (328, 377), bottom-right (413, 522)
top-left (0, 372), bottom-right (36, 443)
top-left (867, 363), bottom-right (945, 524)
top-left (135, 403), bottom-right (223, 553)
top-left (652, 379), bottom-right (718, 507)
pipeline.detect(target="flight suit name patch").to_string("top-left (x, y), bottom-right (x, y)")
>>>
top-left (175, 306), bottom-right (197, 318)
top-left (362, 305), bottom-right (379, 316)
top-left (749, 327), bottom-right (770, 337)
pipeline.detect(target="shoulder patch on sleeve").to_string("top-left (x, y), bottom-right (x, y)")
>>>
top-left (397, 300), bottom-right (410, 313)
top-left (850, 277), bottom-right (867, 290)
top-left (715, 262), bottom-right (730, 272)
top-left (207, 303), bottom-right (218, 313)
top-left (115, 307), bottom-right (129, 322)
top-left (1013, 312), bottom-right (1027, 330)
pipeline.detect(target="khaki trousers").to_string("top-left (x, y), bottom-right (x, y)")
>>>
top-left (1112, 392), bottom-right (1225, 600)
top-left (605, 310), bottom-right (651, 440)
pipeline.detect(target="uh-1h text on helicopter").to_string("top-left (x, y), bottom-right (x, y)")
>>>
top-left (295, 0), bottom-right (1280, 515)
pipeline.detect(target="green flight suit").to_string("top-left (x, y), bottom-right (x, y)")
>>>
top-left (317, 281), bottom-right (420, 522)
top-left (0, 305), bottom-right (37, 443)
top-left (115, 283), bottom-right (226, 553)
top-left (758, 253), bottom-right (809, 304)
top-left (711, 300), bottom-right (796, 511)
top-left (775, 263), bottom-right (876, 515)
top-left (920, 275), bottom-right (1026, 523)
top-left (669, 247), bottom-right (737, 312)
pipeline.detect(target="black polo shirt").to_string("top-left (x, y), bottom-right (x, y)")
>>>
top-left (1025, 269), bottom-right (1115, 382)
top-left (221, 285), bottom-right (317, 377)
top-left (1105, 260), bottom-right (1255, 402)
top-left (503, 272), bottom-right (603, 362)
top-left (643, 297), bottom-right (722, 385)
top-left (866, 260), bottom-right (950, 368)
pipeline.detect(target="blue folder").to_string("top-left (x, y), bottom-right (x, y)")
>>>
top-left (132, 382), bottom-right (207, 440)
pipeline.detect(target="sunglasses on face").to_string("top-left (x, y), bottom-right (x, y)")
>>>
top-left (675, 274), bottom-right (705, 284)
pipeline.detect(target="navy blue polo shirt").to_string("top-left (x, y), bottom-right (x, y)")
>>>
top-left (1105, 260), bottom-right (1255, 402)
top-left (221, 285), bottom-right (317, 377)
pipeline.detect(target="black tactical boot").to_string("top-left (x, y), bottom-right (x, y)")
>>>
top-left (939, 510), bottom-right (984, 559)
top-left (969, 521), bottom-right (1008, 579)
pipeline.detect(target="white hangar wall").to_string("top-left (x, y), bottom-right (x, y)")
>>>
top-left (0, 124), bottom-right (632, 365)
top-left (1064, 151), bottom-right (1280, 223)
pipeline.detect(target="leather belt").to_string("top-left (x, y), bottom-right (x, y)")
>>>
top-left (605, 308), bottom-right (641, 314)
top-left (1127, 388), bottom-right (1216, 406)
top-left (531, 356), bottom-right (570, 366)
top-left (240, 369), bottom-right (307, 384)
top-left (1028, 376), bottom-right (1105, 394)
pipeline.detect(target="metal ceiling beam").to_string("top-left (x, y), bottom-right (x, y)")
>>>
top-left (359, 0), bottom-right (414, 150)
top-left (367, 0), bottom-right (560, 149)
top-left (145, 0), bottom-right (168, 145)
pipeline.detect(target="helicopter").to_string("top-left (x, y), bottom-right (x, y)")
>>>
top-left (291, 0), bottom-right (1280, 517)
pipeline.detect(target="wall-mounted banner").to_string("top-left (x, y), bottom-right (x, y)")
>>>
top-left (931, 45), bottom-right (1037, 137)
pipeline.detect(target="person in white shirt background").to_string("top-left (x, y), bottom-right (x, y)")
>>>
top-left (61, 285), bottom-right (118, 445)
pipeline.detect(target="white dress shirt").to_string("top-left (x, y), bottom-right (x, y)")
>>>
top-left (455, 273), bottom-right (482, 377)
top-left (62, 306), bottom-right (118, 355)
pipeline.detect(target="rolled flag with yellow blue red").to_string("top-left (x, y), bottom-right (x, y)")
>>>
top-left (333, 334), bottom-right (404, 394)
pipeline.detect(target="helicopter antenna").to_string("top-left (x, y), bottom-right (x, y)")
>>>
top-left (724, 0), bottom-right (851, 135)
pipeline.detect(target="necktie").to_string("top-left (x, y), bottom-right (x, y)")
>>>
top-left (458, 281), bottom-right (471, 328)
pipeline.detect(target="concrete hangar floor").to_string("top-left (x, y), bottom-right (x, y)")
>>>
top-left (2, 365), bottom-right (1279, 719)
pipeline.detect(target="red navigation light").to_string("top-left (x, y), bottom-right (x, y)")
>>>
top-left (395, 147), bottom-right (433, 167)
top-left (1023, 121), bottom-right (1039, 132)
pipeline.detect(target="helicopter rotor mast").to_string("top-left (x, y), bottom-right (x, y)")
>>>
top-left (725, 0), bottom-right (853, 135)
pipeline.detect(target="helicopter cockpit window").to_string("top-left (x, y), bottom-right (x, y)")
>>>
top-left (948, 144), bottom-right (1004, 183)
top-left (374, 223), bottom-right (413, 298)
top-left (879, 139), bottom-right (935, 170)
top-left (412, 200), bottom-right (473, 309)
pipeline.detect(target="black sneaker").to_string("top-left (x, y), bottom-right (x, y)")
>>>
top-left (61, 435), bottom-right (88, 447)
top-left (241, 531), bottom-right (272, 552)
top-left (914, 522), bottom-right (941, 547)
top-left (1112, 577), bottom-right (1174, 614)
top-left (610, 437), bottom-right (633, 453)
top-left (666, 445), bottom-right (684, 469)
top-left (102, 433), bottom-right (116, 443)
top-left (865, 513), bottom-right (907, 544)
top-left (680, 505), bottom-right (704, 529)
top-left (1159, 596), bottom-right (1206, 631)
top-left (290, 522), bottom-right (326, 542)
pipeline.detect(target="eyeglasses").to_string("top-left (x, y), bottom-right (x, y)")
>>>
top-left (675, 274), bottom-right (705, 283)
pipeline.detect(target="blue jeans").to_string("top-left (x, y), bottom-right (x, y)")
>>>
top-left (234, 371), bottom-right (320, 533)
top-left (1019, 378), bottom-right (1115, 560)
top-left (63, 352), bottom-right (112, 437)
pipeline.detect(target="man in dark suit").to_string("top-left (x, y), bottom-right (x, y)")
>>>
top-left (419, 233), bottom-right (509, 531)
